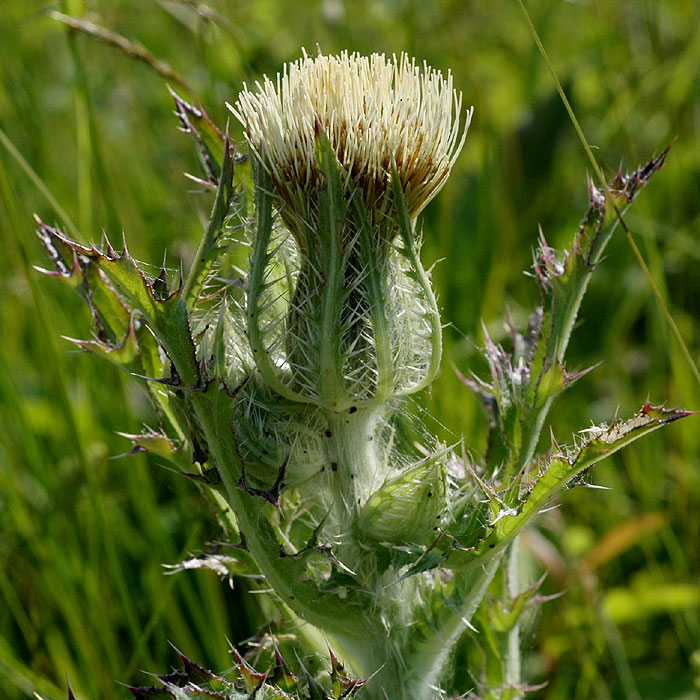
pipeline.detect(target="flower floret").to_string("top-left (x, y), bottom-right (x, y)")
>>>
top-left (228, 50), bottom-right (472, 217)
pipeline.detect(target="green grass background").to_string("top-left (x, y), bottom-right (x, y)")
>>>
top-left (0, 1), bottom-right (699, 698)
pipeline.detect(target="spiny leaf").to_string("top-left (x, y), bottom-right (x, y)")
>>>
top-left (402, 403), bottom-right (691, 578)
top-left (453, 402), bottom-right (692, 568)
top-left (36, 218), bottom-right (132, 342)
top-left (230, 646), bottom-right (268, 692)
top-left (538, 152), bottom-right (668, 365)
top-left (34, 216), bottom-right (84, 285)
top-left (170, 646), bottom-right (223, 685)
top-left (184, 132), bottom-right (236, 304)
top-left (327, 642), bottom-right (370, 699)
top-left (266, 641), bottom-right (298, 694)
top-left (63, 318), bottom-right (139, 366)
top-left (114, 427), bottom-right (195, 470)
top-left (481, 575), bottom-right (547, 635)
top-left (169, 86), bottom-right (226, 184)
top-left (36, 222), bottom-right (200, 387)
top-left (239, 451), bottom-right (290, 509)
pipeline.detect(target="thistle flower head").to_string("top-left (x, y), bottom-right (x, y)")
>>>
top-left (229, 50), bottom-right (471, 218)
top-left (235, 51), bottom-right (471, 411)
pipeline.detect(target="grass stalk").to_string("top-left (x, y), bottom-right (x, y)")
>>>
top-left (515, 0), bottom-right (700, 389)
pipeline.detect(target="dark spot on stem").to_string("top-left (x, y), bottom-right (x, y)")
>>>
top-left (349, 406), bottom-right (357, 414)
top-left (325, 429), bottom-right (332, 438)
top-left (331, 462), bottom-right (338, 472)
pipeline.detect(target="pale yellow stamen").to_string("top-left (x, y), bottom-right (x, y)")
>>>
top-left (228, 50), bottom-right (471, 218)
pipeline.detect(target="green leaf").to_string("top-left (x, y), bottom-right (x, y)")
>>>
top-left (539, 152), bottom-right (668, 367)
top-left (36, 217), bottom-right (131, 342)
top-left (246, 153), bottom-right (312, 404)
top-left (38, 226), bottom-right (200, 387)
top-left (183, 133), bottom-right (236, 304)
top-left (63, 317), bottom-right (139, 366)
top-left (169, 86), bottom-right (226, 184)
top-left (314, 128), bottom-right (348, 407)
top-left (115, 426), bottom-right (189, 464)
top-left (442, 403), bottom-right (691, 573)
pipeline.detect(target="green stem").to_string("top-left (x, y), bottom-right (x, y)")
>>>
top-left (189, 389), bottom-right (381, 637)
top-left (505, 538), bottom-right (522, 694)
top-left (326, 408), bottom-right (384, 518)
top-left (406, 556), bottom-right (503, 700)
top-left (191, 388), bottom-right (415, 698)
top-left (0, 125), bottom-right (81, 240)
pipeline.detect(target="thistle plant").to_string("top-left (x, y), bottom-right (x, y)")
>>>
top-left (35, 51), bottom-right (689, 700)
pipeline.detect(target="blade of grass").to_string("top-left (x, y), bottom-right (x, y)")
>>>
top-left (67, 28), bottom-right (94, 239)
top-left (0, 125), bottom-right (81, 240)
top-left (0, 135), bottom-right (89, 502)
top-left (50, 11), bottom-right (196, 97)
top-left (515, 0), bottom-right (700, 391)
top-left (0, 634), bottom-right (66, 700)
top-left (59, 1), bottom-right (123, 239)
top-left (123, 555), bottom-right (190, 678)
top-left (0, 158), bottom-right (123, 683)
top-left (0, 139), bottom-right (158, 676)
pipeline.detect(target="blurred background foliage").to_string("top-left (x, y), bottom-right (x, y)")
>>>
top-left (0, 0), bottom-right (699, 698)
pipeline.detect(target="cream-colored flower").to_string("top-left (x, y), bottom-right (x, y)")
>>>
top-left (228, 50), bottom-right (471, 218)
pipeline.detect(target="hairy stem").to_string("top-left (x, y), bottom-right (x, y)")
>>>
top-left (505, 538), bottom-right (522, 694)
top-left (406, 557), bottom-right (503, 700)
